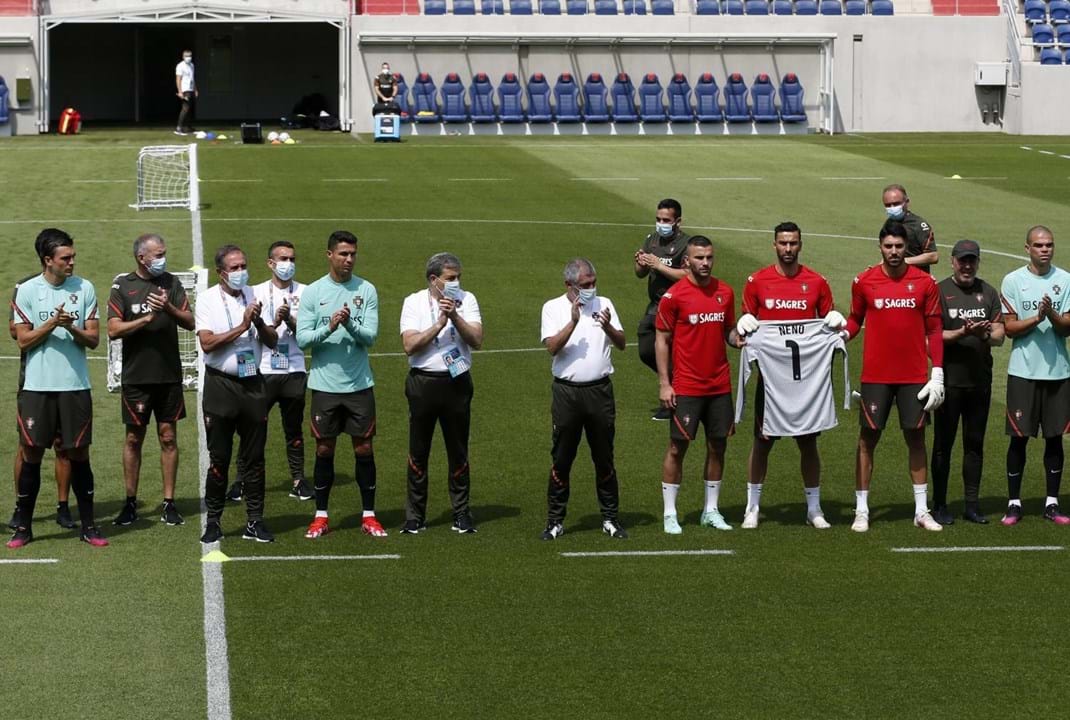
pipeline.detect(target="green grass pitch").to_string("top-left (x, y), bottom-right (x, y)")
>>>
top-left (1, 130), bottom-right (1069, 719)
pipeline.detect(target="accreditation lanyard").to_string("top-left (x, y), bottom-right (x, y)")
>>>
top-left (267, 282), bottom-right (295, 323)
top-left (429, 291), bottom-right (456, 348)
top-left (220, 287), bottom-right (254, 341)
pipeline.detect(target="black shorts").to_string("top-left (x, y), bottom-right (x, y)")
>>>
top-left (1005, 375), bottom-right (1070, 438)
top-left (121, 383), bottom-right (187, 427)
top-left (310, 388), bottom-right (376, 441)
top-left (859, 382), bottom-right (926, 431)
top-left (17, 389), bottom-right (93, 450)
top-left (263, 372), bottom-right (307, 407)
top-left (670, 393), bottom-right (734, 442)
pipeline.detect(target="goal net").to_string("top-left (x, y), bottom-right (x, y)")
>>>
top-left (132, 144), bottom-right (199, 211)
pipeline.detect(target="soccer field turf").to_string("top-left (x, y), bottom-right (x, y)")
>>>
top-left (2, 130), bottom-right (1069, 719)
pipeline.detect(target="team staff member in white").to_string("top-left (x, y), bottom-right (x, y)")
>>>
top-left (399, 252), bottom-right (483, 535)
top-left (174, 49), bottom-right (197, 136)
top-left (196, 244), bottom-right (278, 544)
top-left (540, 258), bottom-right (628, 541)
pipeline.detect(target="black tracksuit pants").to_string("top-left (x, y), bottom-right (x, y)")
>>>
top-left (931, 385), bottom-right (991, 508)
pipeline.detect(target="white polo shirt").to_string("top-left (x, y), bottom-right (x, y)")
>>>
top-left (253, 279), bottom-right (306, 375)
top-left (176, 60), bottom-right (195, 93)
top-left (540, 293), bottom-right (622, 382)
top-left (399, 288), bottom-right (482, 372)
top-left (195, 284), bottom-right (264, 377)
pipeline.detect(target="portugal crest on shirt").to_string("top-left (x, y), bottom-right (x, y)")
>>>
top-left (352, 295), bottom-right (364, 309)
top-left (69, 293), bottom-right (78, 304)
top-left (949, 308), bottom-right (959, 318)
top-left (874, 298), bottom-right (884, 309)
top-left (716, 296), bottom-right (724, 305)
top-left (801, 283), bottom-right (809, 292)
top-left (688, 313), bottom-right (699, 325)
top-left (906, 283), bottom-right (915, 293)
top-left (869, 403), bottom-right (879, 415)
top-left (1054, 285), bottom-right (1062, 296)
top-left (765, 299), bottom-right (775, 309)
top-left (136, 402), bottom-right (146, 413)
top-left (25, 417), bottom-right (34, 429)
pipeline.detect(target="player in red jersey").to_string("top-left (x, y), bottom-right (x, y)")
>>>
top-left (655, 236), bottom-right (744, 535)
top-left (844, 221), bottom-right (945, 532)
top-left (735, 222), bottom-right (845, 530)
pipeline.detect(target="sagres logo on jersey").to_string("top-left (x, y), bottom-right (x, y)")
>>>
top-left (766, 299), bottom-right (808, 311)
top-left (952, 308), bottom-right (987, 320)
top-left (874, 298), bottom-right (916, 309)
top-left (688, 312), bottom-right (726, 325)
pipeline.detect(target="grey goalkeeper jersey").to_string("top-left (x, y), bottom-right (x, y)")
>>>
top-left (735, 320), bottom-right (851, 436)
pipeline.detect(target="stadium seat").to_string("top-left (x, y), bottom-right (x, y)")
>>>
top-left (611, 73), bottom-right (639, 122)
top-left (779, 72), bottom-right (807, 123)
top-left (539, 0), bottom-right (562, 10)
top-left (694, 73), bottom-right (724, 123)
top-left (622, 0), bottom-right (647, 13)
top-left (583, 73), bottom-right (610, 122)
top-left (723, 73), bottom-right (751, 122)
top-left (1050, 0), bottom-right (1070, 23)
top-left (0, 76), bottom-right (8, 126)
top-left (819, 0), bottom-right (842, 14)
top-left (794, 0), bottom-right (818, 13)
top-left (651, 0), bottom-right (675, 12)
top-left (1033, 23), bottom-right (1055, 45)
top-left (1058, 24), bottom-right (1070, 45)
top-left (498, 73), bottom-right (525, 122)
top-left (567, 0), bottom-right (588, 12)
top-left (1040, 47), bottom-right (1064, 64)
top-left (695, 0), bottom-right (721, 12)
top-left (751, 74), bottom-right (779, 123)
top-left (412, 73), bottom-right (440, 122)
top-left (554, 73), bottom-right (583, 122)
top-left (454, 0), bottom-right (476, 13)
top-left (392, 73), bottom-right (412, 120)
top-left (844, 0), bottom-right (865, 13)
top-left (1024, 0), bottom-right (1047, 23)
top-left (469, 73), bottom-right (496, 122)
top-left (724, 0), bottom-right (744, 13)
top-left (441, 73), bottom-right (469, 122)
top-left (511, 0), bottom-right (534, 12)
top-left (424, 0), bottom-right (447, 12)
top-left (869, 0), bottom-right (893, 14)
top-left (595, 0), bottom-right (618, 13)
top-left (639, 73), bottom-right (667, 122)
top-left (745, 0), bottom-right (769, 14)
top-left (528, 73), bottom-right (554, 123)
top-left (667, 73), bottom-right (694, 122)
top-left (481, 0), bottom-right (505, 11)
top-left (773, 0), bottom-right (793, 14)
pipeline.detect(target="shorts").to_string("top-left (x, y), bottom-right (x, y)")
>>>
top-left (670, 393), bottom-right (735, 442)
top-left (263, 372), bottom-right (307, 408)
top-left (310, 388), bottom-right (376, 441)
top-left (752, 371), bottom-right (819, 441)
top-left (858, 382), bottom-right (926, 431)
top-left (16, 389), bottom-right (93, 450)
top-left (121, 383), bottom-right (187, 427)
top-left (1005, 375), bottom-right (1070, 438)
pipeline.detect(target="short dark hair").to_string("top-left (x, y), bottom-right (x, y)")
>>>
top-left (268, 240), bottom-right (294, 259)
top-left (688, 235), bottom-right (713, 249)
top-left (657, 198), bottom-right (682, 219)
top-left (774, 221), bottom-right (801, 240)
top-left (426, 252), bottom-right (462, 280)
top-left (36, 228), bottom-right (73, 263)
top-left (879, 220), bottom-right (908, 241)
top-left (328, 230), bottom-right (358, 251)
top-left (1026, 225), bottom-right (1054, 244)
top-left (214, 244), bottom-right (245, 272)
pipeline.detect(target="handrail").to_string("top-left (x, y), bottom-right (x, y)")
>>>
top-left (1002, 0), bottom-right (1022, 86)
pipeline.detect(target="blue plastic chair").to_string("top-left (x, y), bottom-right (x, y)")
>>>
top-left (667, 73), bottom-right (694, 122)
top-left (481, 0), bottom-right (505, 11)
top-left (469, 73), bottom-right (496, 122)
top-left (611, 73), bottom-right (639, 122)
top-left (454, 0), bottom-right (477, 13)
top-left (440, 73), bottom-right (468, 122)
top-left (539, 0), bottom-right (562, 11)
top-left (819, 0), bottom-right (842, 14)
top-left (694, 73), bottom-right (724, 123)
top-left (869, 0), bottom-right (893, 14)
top-left (1024, 0), bottom-right (1047, 23)
top-left (412, 73), bottom-right (440, 122)
top-left (554, 73), bottom-right (583, 122)
top-left (651, 0), bottom-right (674, 12)
top-left (779, 72), bottom-right (807, 123)
top-left (773, 0), bottom-right (793, 14)
top-left (583, 73), bottom-right (610, 123)
top-left (567, 0), bottom-right (588, 12)
top-left (639, 74), bottom-right (667, 122)
top-left (528, 73), bottom-right (554, 123)
top-left (751, 73), bottom-right (779, 123)
top-left (511, 0), bottom-right (534, 11)
top-left (723, 73), bottom-right (751, 123)
top-left (424, 0), bottom-right (447, 13)
top-left (595, 0), bottom-right (618, 12)
top-left (1050, 0), bottom-right (1070, 23)
top-left (745, 0), bottom-right (769, 14)
top-left (1033, 23), bottom-right (1056, 45)
top-left (623, 0), bottom-right (647, 12)
top-left (0, 76), bottom-right (8, 126)
top-left (845, 0), bottom-right (865, 13)
top-left (498, 73), bottom-right (525, 122)
top-left (724, 0), bottom-right (744, 13)
top-left (795, 0), bottom-right (819, 13)
top-left (1040, 47), bottom-right (1064, 64)
top-left (695, 0), bottom-right (721, 12)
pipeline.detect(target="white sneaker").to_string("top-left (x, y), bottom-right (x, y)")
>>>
top-left (806, 511), bottom-right (831, 530)
top-left (663, 514), bottom-right (683, 535)
top-left (851, 511), bottom-right (869, 533)
top-left (742, 505), bottom-right (760, 529)
top-left (914, 511), bottom-right (943, 532)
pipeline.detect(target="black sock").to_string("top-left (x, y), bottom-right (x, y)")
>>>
top-left (126, 495), bottom-right (137, 506)
top-left (313, 455), bottom-right (334, 512)
top-left (163, 497), bottom-right (174, 505)
top-left (16, 460), bottom-right (42, 530)
top-left (57, 500), bottom-right (69, 510)
top-left (69, 460), bottom-right (96, 530)
top-left (1007, 437), bottom-right (1028, 501)
top-left (1044, 436), bottom-right (1064, 500)
top-left (355, 454), bottom-right (377, 513)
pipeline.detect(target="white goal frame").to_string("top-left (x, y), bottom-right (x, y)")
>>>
top-left (131, 143), bottom-right (204, 269)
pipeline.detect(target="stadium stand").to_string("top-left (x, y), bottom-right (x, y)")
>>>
top-left (393, 73), bottom-right (412, 120)
top-left (412, 73), bottom-right (440, 122)
top-left (845, 0), bottom-right (866, 14)
top-left (651, 0), bottom-right (675, 13)
top-left (583, 73), bottom-right (610, 122)
top-left (746, 0), bottom-right (770, 15)
top-left (1040, 47), bottom-right (1064, 64)
top-left (567, 0), bottom-right (589, 13)
top-left (820, 0), bottom-right (843, 15)
top-left (795, 0), bottom-right (819, 13)
top-left (695, 0), bottom-right (721, 13)
top-left (1024, 0), bottom-right (1046, 23)
top-left (453, 0), bottom-right (477, 13)
top-left (779, 73), bottom-right (808, 122)
top-left (773, 0), bottom-right (794, 14)
top-left (528, 73), bottom-right (554, 122)
top-left (470, 73), bottom-right (496, 122)
top-left (441, 73), bottom-right (468, 122)
top-left (639, 74), bottom-right (667, 122)
top-left (870, 0), bottom-right (894, 14)
top-left (695, 74), bottom-right (724, 122)
top-left (724, 73), bottom-right (751, 122)
top-left (1032, 23), bottom-right (1055, 45)
top-left (667, 74), bottom-right (694, 122)
top-left (610, 73), bottom-right (639, 122)
top-left (595, 0), bottom-right (619, 13)
top-left (623, 0), bottom-right (648, 13)
top-left (498, 73), bottom-right (525, 122)
top-left (724, 0), bottom-right (745, 14)
top-left (751, 73), bottom-right (779, 122)
top-left (1051, 0), bottom-right (1070, 22)
top-left (539, 0), bottom-right (562, 12)
top-left (554, 73), bottom-right (583, 122)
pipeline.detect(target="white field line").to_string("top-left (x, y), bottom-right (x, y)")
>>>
top-left (694, 177), bottom-right (763, 181)
top-left (1020, 146), bottom-right (1032, 150)
top-left (820, 176), bottom-right (886, 180)
top-left (1060, 155), bottom-right (1070, 160)
top-left (890, 545), bottom-right (1064, 554)
top-left (0, 558), bottom-right (60, 564)
top-left (943, 176), bottom-right (1007, 180)
top-left (321, 178), bottom-right (390, 182)
top-left (560, 549), bottom-right (735, 558)
top-left (1039, 150), bottom-right (1056, 156)
top-left (201, 179), bottom-right (263, 183)
top-left (227, 554), bottom-right (401, 562)
top-left (572, 177), bottom-right (640, 181)
top-left (71, 179), bottom-right (129, 184)
top-left (447, 178), bottom-right (513, 182)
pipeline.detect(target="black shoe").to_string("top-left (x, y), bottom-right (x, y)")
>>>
top-left (55, 504), bottom-right (77, 529)
top-left (242, 520), bottom-right (275, 543)
top-left (200, 522), bottom-right (223, 544)
top-left (652, 407), bottom-right (672, 421)
top-left (79, 526), bottom-right (109, 547)
top-left (963, 504), bottom-right (989, 524)
top-left (226, 481), bottom-right (243, 502)
top-left (288, 478), bottom-right (314, 501)
top-left (161, 502), bottom-right (185, 526)
top-left (400, 519), bottom-right (427, 535)
top-left (541, 522), bottom-right (564, 541)
top-left (8, 507), bottom-right (19, 530)
top-left (932, 505), bottom-right (955, 526)
top-left (113, 501), bottom-right (138, 526)
top-left (452, 512), bottom-right (477, 534)
top-left (602, 519), bottom-right (628, 539)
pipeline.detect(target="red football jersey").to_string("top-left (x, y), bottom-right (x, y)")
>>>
top-left (742, 265), bottom-right (834, 321)
top-left (656, 277), bottom-right (736, 396)
top-left (846, 265), bottom-right (944, 384)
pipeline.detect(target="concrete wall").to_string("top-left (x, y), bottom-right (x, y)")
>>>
top-left (0, 16), bottom-right (40, 135)
top-left (39, 0), bottom-right (348, 17)
top-left (1003, 63), bottom-right (1070, 135)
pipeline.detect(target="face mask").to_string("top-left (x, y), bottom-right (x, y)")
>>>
top-left (655, 222), bottom-right (675, 238)
top-left (441, 279), bottom-right (462, 301)
top-left (274, 261), bottom-right (295, 282)
top-left (184, 55), bottom-right (193, 64)
top-left (146, 256), bottom-right (167, 277)
top-left (885, 204), bottom-right (905, 219)
top-left (382, 68), bottom-right (390, 75)
top-left (577, 287), bottom-right (597, 304)
top-left (225, 269), bottom-right (248, 291)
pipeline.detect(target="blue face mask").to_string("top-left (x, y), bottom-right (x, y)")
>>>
top-left (885, 204), bottom-right (905, 219)
top-left (225, 269), bottom-right (248, 290)
top-left (274, 261), bottom-right (295, 282)
top-left (147, 256), bottom-right (167, 277)
top-left (577, 287), bottom-right (597, 304)
top-left (441, 279), bottom-right (463, 301)
top-left (655, 222), bottom-right (675, 238)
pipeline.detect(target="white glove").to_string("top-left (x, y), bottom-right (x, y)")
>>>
top-left (736, 313), bottom-right (760, 336)
top-left (917, 367), bottom-right (945, 412)
top-left (824, 310), bottom-right (847, 330)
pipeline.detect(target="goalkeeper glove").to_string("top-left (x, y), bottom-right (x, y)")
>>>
top-left (917, 367), bottom-right (945, 412)
top-left (736, 313), bottom-right (760, 336)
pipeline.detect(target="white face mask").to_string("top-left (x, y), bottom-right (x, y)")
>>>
top-left (183, 55), bottom-right (193, 64)
top-left (441, 279), bottom-right (462, 301)
top-left (885, 204), bottom-right (905, 219)
top-left (655, 222), bottom-right (675, 238)
top-left (382, 67), bottom-right (390, 75)
top-left (273, 260), bottom-right (295, 282)
top-left (577, 286), bottom-right (597, 304)
top-left (146, 256), bottom-right (167, 277)
top-left (224, 269), bottom-right (248, 290)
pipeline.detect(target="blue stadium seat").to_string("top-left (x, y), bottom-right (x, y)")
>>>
top-left (1040, 47), bottom-right (1064, 64)
top-left (845, 0), bottom-right (865, 14)
top-left (623, 0), bottom-right (647, 12)
top-left (1050, 0), bottom-right (1070, 23)
top-left (1033, 23), bottom-right (1056, 45)
top-left (583, 73), bottom-right (610, 122)
top-left (454, 0), bottom-right (477, 13)
top-left (819, 0), bottom-right (842, 14)
top-left (393, 73), bottom-right (412, 121)
top-left (694, 73), bottom-right (724, 123)
top-left (567, 0), bottom-right (588, 12)
top-left (412, 73), bottom-right (440, 122)
top-left (482, 0), bottom-right (505, 11)
top-left (639, 73), bottom-right (667, 122)
top-left (667, 73), bottom-right (694, 122)
top-left (745, 0), bottom-right (769, 14)
top-left (651, 0), bottom-right (675, 12)
top-left (794, 0), bottom-right (818, 13)
top-left (611, 73), bottom-right (639, 122)
top-left (0, 76), bottom-right (8, 126)
top-left (723, 73), bottom-right (751, 122)
top-left (528, 73), bottom-right (554, 122)
top-left (424, 0), bottom-right (447, 12)
top-left (511, 0), bottom-right (534, 11)
top-left (869, 0), bottom-right (893, 14)
top-left (751, 73), bottom-right (779, 122)
top-left (441, 73), bottom-right (469, 122)
top-left (469, 73), bottom-right (496, 122)
top-left (539, 0), bottom-right (562, 10)
top-left (724, 0), bottom-right (744, 13)
top-left (773, 0), bottom-right (793, 14)
top-left (498, 73), bottom-right (524, 122)
top-left (1058, 24), bottom-right (1070, 45)
top-left (1024, 0), bottom-right (1047, 23)
top-left (595, 0), bottom-right (618, 12)
top-left (695, 0), bottom-right (721, 12)
top-left (554, 73), bottom-right (583, 122)
top-left (779, 72), bottom-right (807, 123)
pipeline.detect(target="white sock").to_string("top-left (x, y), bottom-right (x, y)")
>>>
top-left (913, 484), bottom-right (929, 515)
top-left (1046, 496), bottom-right (1059, 507)
top-left (1008, 498), bottom-right (1022, 508)
top-left (315, 510), bottom-right (328, 519)
top-left (662, 482), bottom-right (679, 517)
top-left (746, 482), bottom-right (763, 510)
top-left (855, 490), bottom-right (869, 514)
top-left (704, 480), bottom-right (721, 514)
top-left (362, 510), bottom-right (375, 518)
top-left (804, 486), bottom-right (822, 514)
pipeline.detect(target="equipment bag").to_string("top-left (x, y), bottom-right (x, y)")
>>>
top-left (58, 108), bottom-right (82, 135)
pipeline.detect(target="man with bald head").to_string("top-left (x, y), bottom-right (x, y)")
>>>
top-left (880, 183), bottom-right (938, 273)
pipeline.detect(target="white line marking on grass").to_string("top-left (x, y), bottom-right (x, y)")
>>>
top-left (890, 545), bottom-right (1064, 554)
top-left (227, 554), bottom-right (401, 562)
top-left (0, 558), bottom-right (60, 564)
top-left (943, 176), bottom-right (1007, 180)
top-left (201, 179), bottom-right (263, 183)
top-left (572, 177), bottom-right (640, 181)
top-left (1060, 155), bottom-right (1070, 160)
top-left (695, 177), bottom-right (763, 181)
top-left (321, 178), bottom-right (390, 182)
top-left (447, 178), bottom-right (513, 182)
top-left (71, 179), bottom-right (130, 184)
top-left (1039, 150), bottom-right (1056, 156)
top-left (820, 176), bottom-right (885, 180)
top-left (1020, 146), bottom-right (1032, 150)
top-left (560, 549), bottom-right (735, 558)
